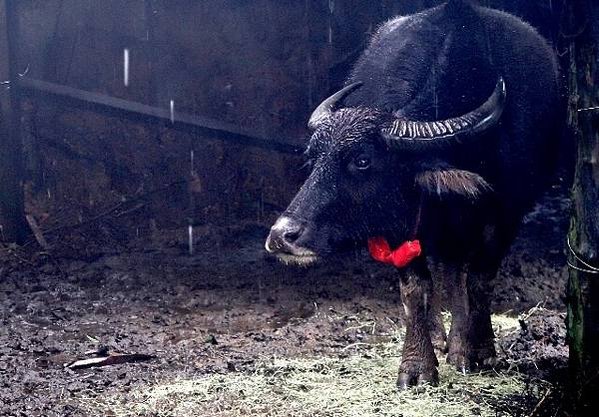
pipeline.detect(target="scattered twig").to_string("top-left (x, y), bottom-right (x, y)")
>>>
top-left (25, 214), bottom-right (50, 250)
top-left (520, 301), bottom-right (546, 322)
top-left (344, 322), bottom-right (376, 333)
top-left (0, 243), bottom-right (34, 265)
top-left (114, 202), bottom-right (145, 218)
top-left (341, 342), bottom-right (372, 351)
top-left (527, 388), bottom-right (552, 417)
top-left (66, 353), bottom-right (155, 370)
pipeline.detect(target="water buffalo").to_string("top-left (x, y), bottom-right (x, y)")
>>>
top-left (265, 0), bottom-right (561, 388)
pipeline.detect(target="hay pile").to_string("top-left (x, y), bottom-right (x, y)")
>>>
top-left (85, 315), bottom-right (552, 417)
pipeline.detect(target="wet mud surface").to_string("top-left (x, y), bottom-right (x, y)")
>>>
top-left (0, 188), bottom-right (570, 416)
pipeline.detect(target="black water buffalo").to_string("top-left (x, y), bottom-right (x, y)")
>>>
top-left (265, 0), bottom-right (561, 388)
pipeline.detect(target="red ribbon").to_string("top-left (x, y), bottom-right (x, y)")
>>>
top-left (368, 237), bottom-right (422, 269)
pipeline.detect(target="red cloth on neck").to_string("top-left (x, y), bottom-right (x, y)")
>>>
top-left (367, 237), bottom-right (422, 268)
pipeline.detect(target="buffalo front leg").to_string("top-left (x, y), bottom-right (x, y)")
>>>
top-left (397, 258), bottom-right (438, 389)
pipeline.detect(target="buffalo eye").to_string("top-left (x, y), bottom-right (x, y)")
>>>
top-left (351, 154), bottom-right (371, 172)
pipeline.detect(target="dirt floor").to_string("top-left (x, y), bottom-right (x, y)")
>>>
top-left (0, 185), bottom-right (570, 417)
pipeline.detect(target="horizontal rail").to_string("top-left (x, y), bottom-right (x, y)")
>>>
top-left (18, 77), bottom-right (303, 155)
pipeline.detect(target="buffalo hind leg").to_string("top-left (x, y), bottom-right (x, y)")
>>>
top-left (427, 261), bottom-right (451, 354)
top-left (464, 261), bottom-right (498, 369)
top-left (445, 262), bottom-right (471, 372)
top-left (447, 222), bottom-right (514, 371)
top-left (446, 260), bottom-right (499, 371)
top-left (463, 221), bottom-right (519, 369)
top-left (397, 258), bottom-right (438, 389)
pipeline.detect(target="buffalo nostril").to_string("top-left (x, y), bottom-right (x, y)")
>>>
top-left (283, 228), bottom-right (302, 244)
top-left (266, 217), bottom-right (305, 253)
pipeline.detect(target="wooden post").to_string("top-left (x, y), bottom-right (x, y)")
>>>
top-left (0, 0), bottom-right (27, 244)
top-left (564, 0), bottom-right (599, 413)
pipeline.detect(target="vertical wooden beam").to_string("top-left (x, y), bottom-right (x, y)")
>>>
top-left (565, 0), bottom-right (599, 414)
top-left (144, 0), bottom-right (157, 106)
top-left (0, 0), bottom-right (27, 244)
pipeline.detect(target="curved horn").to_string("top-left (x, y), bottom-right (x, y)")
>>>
top-left (308, 82), bottom-right (363, 130)
top-left (382, 77), bottom-right (506, 150)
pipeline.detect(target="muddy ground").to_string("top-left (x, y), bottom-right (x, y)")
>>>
top-left (0, 186), bottom-right (570, 417)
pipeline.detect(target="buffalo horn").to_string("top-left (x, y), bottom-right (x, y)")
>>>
top-left (308, 82), bottom-right (363, 130)
top-left (382, 77), bottom-right (506, 150)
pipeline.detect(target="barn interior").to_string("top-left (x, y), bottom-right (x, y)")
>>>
top-left (0, 1), bottom-right (572, 416)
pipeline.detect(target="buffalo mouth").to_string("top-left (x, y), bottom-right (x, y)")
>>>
top-left (265, 241), bottom-right (320, 266)
top-left (274, 252), bottom-right (320, 267)
top-left (267, 238), bottom-right (360, 267)
top-left (265, 215), bottom-right (366, 266)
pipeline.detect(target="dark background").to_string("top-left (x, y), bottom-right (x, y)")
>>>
top-left (0, 0), bottom-right (567, 254)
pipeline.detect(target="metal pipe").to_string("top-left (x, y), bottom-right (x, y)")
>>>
top-left (18, 76), bottom-right (303, 155)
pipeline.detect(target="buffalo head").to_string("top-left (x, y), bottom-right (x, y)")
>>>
top-left (265, 79), bottom-right (505, 266)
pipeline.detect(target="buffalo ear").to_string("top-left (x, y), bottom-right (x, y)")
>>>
top-left (415, 167), bottom-right (492, 199)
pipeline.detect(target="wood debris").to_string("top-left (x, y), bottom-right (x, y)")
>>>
top-left (66, 353), bottom-right (155, 370)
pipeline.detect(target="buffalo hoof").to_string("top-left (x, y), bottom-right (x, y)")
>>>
top-left (470, 351), bottom-right (499, 370)
top-left (447, 350), bottom-right (469, 375)
top-left (430, 318), bottom-right (448, 357)
top-left (447, 337), bottom-right (469, 373)
top-left (447, 347), bottom-right (497, 373)
top-left (397, 362), bottom-right (438, 390)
